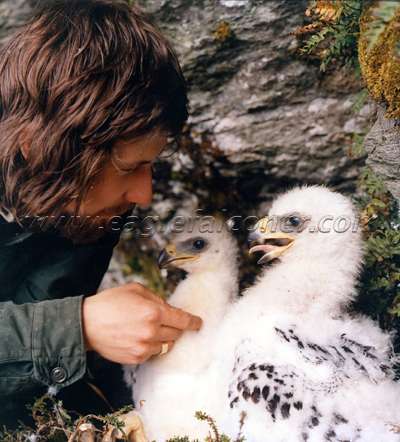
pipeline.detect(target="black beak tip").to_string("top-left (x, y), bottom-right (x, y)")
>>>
top-left (157, 249), bottom-right (168, 269)
top-left (248, 230), bottom-right (260, 244)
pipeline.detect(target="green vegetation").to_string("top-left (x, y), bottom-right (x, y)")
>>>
top-left (0, 394), bottom-right (134, 441)
top-left (298, 0), bottom-right (400, 117)
top-left (0, 395), bottom-right (242, 442)
top-left (297, 0), bottom-right (364, 72)
top-left (298, 0), bottom-right (400, 332)
top-left (354, 167), bottom-right (400, 331)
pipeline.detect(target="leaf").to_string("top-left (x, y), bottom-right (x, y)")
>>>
top-left (365, 1), bottom-right (400, 51)
top-left (315, 0), bottom-right (342, 22)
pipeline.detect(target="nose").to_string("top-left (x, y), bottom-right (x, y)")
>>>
top-left (125, 164), bottom-right (153, 208)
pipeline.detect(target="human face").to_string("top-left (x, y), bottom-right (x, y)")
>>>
top-left (65, 129), bottom-right (168, 219)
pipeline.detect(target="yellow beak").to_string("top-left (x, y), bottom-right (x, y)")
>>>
top-left (157, 243), bottom-right (198, 268)
top-left (248, 217), bottom-right (295, 264)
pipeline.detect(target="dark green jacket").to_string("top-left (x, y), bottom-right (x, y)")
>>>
top-left (0, 210), bottom-right (124, 425)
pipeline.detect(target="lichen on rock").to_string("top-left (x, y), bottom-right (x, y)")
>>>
top-left (359, 2), bottom-right (400, 119)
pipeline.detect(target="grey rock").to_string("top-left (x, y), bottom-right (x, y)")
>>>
top-left (138, 0), bottom-right (370, 203)
top-left (0, 0), bottom-right (33, 44)
top-left (364, 106), bottom-right (400, 203)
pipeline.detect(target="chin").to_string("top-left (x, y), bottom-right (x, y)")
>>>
top-left (98, 205), bottom-right (135, 217)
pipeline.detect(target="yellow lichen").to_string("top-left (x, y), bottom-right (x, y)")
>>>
top-left (359, 3), bottom-right (400, 119)
top-left (213, 21), bottom-right (233, 43)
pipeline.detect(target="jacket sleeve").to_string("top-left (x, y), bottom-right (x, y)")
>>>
top-left (0, 295), bottom-right (87, 397)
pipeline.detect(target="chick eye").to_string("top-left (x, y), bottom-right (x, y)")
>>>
top-left (288, 216), bottom-right (301, 227)
top-left (193, 239), bottom-right (205, 250)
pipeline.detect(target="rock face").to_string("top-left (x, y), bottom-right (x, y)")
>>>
top-left (139, 0), bottom-right (369, 200)
top-left (364, 106), bottom-right (400, 202)
top-left (0, 0), bottom-right (33, 43)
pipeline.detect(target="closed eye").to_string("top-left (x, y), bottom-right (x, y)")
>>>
top-left (114, 161), bottom-right (153, 176)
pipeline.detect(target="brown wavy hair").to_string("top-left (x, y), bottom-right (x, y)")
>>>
top-left (0, 0), bottom-right (188, 230)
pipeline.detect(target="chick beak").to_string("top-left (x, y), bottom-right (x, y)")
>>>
top-left (157, 244), bottom-right (177, 269)
top-left (249, 217), bottom-right (295, 264)
top-left (248, 230), bottom-right (261, 244)
top-left (158, 249), bottom-right (170, 269)
top-left (157, 243), bottom-right (198, 269)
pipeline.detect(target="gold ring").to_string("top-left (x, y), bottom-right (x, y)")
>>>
top-left (159, 342), bottom-right (169, 356)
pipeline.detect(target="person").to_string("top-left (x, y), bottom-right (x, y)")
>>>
top-left (0, 0), bottom-right (202, 426)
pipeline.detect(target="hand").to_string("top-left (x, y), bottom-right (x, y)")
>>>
top-left (82, 282), bottom-right (202, 364)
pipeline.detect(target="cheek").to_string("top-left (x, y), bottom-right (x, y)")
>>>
top-left (93, 175), bottom-right (121, 198)
top-left (85, 163), bottom-right (153, 209)
top-left (128, 166), bottom-right (152, 189)
top-left (83, 169), bottom-right (124, 207)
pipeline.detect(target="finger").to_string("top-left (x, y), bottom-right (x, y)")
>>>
top-left (138, 341), bottom-right (165, 360)
top-left (153, 340), bottom-right (175, 357)
top-left (160, 305), bottom-right (202, 331)
top-left (153, 326), bottom-right (183, 343)
top-left (127, 282), bottom-right (165, 305)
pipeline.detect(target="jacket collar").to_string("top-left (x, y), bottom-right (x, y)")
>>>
top-left (0, 204), bottom-right (34, 247)
top-left (0, 205), bottom-right (15, 223)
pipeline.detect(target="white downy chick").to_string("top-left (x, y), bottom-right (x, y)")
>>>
top-left (209, 186), bottom-right (400, 442)
top-left (124, 217), bottom-right (239, 441)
